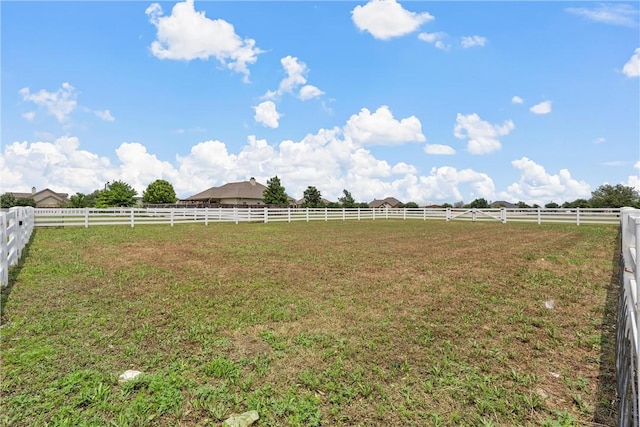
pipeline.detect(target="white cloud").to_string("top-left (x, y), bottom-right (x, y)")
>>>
top-left (566, 4), bottom-right (638, 27)
top-left (602, 161), bottom-right (625, 166)
top-left (595, 137), bottom-right (606, 144)
top-left (635, 161), bottom-right (640, 169)
top-left (502, 157), bottom-right (591, 205)
top-left (253, 101), bottom-right (282, 128)
top-left (94, 109), bottom-right (115, 121)
top-left (0, 136), bottom-right (114, 194)
top-left (352, 0), bottom-right (434, 40)
top-left (623, 48), bottom-right (640, 78)
top-left (630, 161), bottom-right (640, 191)
top-left (461, 35), bottom-right (486, 48)
top-left (265, 56), bottom-right (324, 102)
top-left (512, 96), bottom-right (523, 104)
top-left (22, 111), bottom-right (36, 121)
top-left (424, 144), bottom-right (456, 155)
top-left (19, 82), bottom-right (77, 123)
top-left (145, 0), bottom-right (262, 82)
top-left (299, 85), bottom-right (325, 101)
top-left (530, 100), bottom-right (552, 115)
top-left (453, 113), bottom-right (514, 155)
top-left (343, 105), bottom-right (426, 146)
top-left (418, 32), bottom-right (449, 50)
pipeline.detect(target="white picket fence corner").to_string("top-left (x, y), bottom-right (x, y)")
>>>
top-left (1, 207), bottom-right (35, 288)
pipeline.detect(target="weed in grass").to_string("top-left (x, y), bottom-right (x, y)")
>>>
top-left (205, 358), bottom-right (241, 380)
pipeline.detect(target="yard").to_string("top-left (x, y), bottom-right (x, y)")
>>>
top-left (0, 220), bottom-right (619, 426)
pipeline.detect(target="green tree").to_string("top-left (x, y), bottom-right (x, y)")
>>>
top-left (441, 202), bottom-right (453, 208)
top-left (1, 193), bottom-right (17, 208)
top-left (545, 202), bottom-right (560, 209)
top-left (467, 198), bottom-right (489, 209)
top-left (262, 176), bottom-right (289, 205)
top-left (302, 186), bottom-right (324, 208)
top-left (15, 198), bottom-right (36, 207)
top-left (95, 181), bottom-right (137, 208)
top-left (589, 184), bottom-right (640, 208)
top-left (401, 202), bottom-right (419, 208)
top-left (338, 189), bottom-right (356, 208)
top-left (516, 201), bottom-right (530, 209)
top-left (69, 192), bottom-right (96, 208)
top-left (143, 179), bottom-right (177, 205)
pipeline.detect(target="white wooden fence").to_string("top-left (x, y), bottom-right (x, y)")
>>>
top-left (1, 207), bottom-right (35, 287)
top-left (32, 206), bottom-right (621, 227)
top-left (619, 207), bottom-right (640, 427)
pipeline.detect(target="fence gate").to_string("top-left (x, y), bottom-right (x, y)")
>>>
top-left (447, 208), bottom-right (506, 223)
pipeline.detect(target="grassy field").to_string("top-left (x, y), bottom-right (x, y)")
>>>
top-left (0, 220), bottom-right (619, 426)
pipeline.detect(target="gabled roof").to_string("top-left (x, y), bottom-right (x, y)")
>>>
top-left (490, 200), bottom-right (518, 209)
top-left (187, 180), bottom-right (268, 201)
top-left (10, 188), bottom-right (68, 203)
top-left (368, 197), bottom-right (402, 208)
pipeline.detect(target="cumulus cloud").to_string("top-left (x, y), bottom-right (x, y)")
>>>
top-left (253, 101), bottom-right (282, 128)
top-left (0, 136), bottom-right (114, 194)
top-left (343, 105), bottom-right (426, 146)
top-left (19, 82), bottom-right (77, 123)
top-left (352, 0), bottom-right (434, 40)
top-left (461, 35), bottom-right (486, 48)
top-left (22, 111), bottom-right (36, 121)
top-left (511, 96), bottom-right (523, 104)
top-left (594, 137), bottom-right (606, 144)
top-left (424, 144), bottom-right (456, 155)
top-left (623, 48), bottom-right (640, 78)
top-left (265, 56), bottom-right (324, 101)
top-left (145, 0), bottom-right (262, 82)
top-left (417, 32), bottom-right (449, 50)
top-left (94, 109), bottom-right (115, 121)
top-left (530, 100), bottom-right (552, 115)
top-left (502, 157), bottom-right (591, 205)
top-left (299, 85), bottom-right (325, 101)
top-left (453, 113), bottom-right (515, 155)
top-left (565, 3), bottom-right (638, 27)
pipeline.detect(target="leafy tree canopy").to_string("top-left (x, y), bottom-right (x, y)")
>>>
top-left (467, 198), bottom-right (490, 209)
top-left (302, 186), bottom-right (324, 208)
top-left (400, 202), bottom-right (419, 208)
top-left (1, 193), bottom-right (18, 208)
top-left (15, 198), bottom-right (36, 207)
top-left (589, 184), bottom-right (640, 208)
top-left (338, 189), bottom-right (356, 208)
top-left (95, 181), bottom-right (137, 208)
top-left (143, 179), bottom-right (177, 205)
top-left (545, 202), bottom-right (560, 209)
top-left (262, 176), bottom-right (289, 205)
top-left (69, 191), bottom-right (101, 208)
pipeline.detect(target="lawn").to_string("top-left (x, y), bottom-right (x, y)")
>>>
top-left (0, 220), bottom-right (619, 426)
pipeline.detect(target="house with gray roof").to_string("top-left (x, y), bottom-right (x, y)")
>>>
top-left (368, 197), bottom-right (402, 209)
top-left (183, 178), bottom-right (294, 206)
top-left (8, 187), bottom-right (68, 208)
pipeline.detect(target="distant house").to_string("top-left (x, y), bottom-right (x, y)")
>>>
top-left (9, 187), bottom-right (68, 208)
top-left (183, 178), bottom-right (294, 206)
top-left (490, 201), bottom-right (518, 209)
top-left (368, 197), bottom-right (402, 209)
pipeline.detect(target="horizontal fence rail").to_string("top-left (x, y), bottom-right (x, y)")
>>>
top-left (619, 207), bottom-right (640, 427)
top-left (32, 207), bottom-right (621, 228)
top-left (1, 207), bottom-right (35, 287)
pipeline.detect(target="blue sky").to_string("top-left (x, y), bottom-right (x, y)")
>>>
top-left (2, 0), bottom-right (639, 205)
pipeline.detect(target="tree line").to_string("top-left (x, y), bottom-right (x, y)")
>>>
top-left (1, 178), bottom-right (639, 209)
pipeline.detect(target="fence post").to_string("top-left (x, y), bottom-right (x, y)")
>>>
top-left (264, 207), bottom-right (268, 223)
top-left (373, 208), bottom-right (376, 221)
top-left (288, 207), bottom-right (291, 223)
top-left (306, 208), bottom-right (309, 222)
top-left (234, 207), bottom-right (239, 224)
top-left (205, 207), bottom-right (209, 226)
top-left (170, 210), bottom-right (174, 227)
top-left (342, 208), bottom-right (345, 221)
top-left (501, 208), bottom-right (507, 223)
top-left (423, 208), bottom-right (427, 221)
top-left (358, 207), bottom-right (361, 221)
top-left (0, 212), bottom-right (7, 287)
top-left (130, 208), bottom-right (135, 228)
top-left (446, 208), bottom-right (451, 221)
top-left (472, 208), bottom-right (477, 222)
top-left (403, 208), bottom-right (407, 220)
top-left (576, 207), bottom-right (580, 226)
top-left (85, 208), bottom-right (89, 228)
top-left (537, 207), bottom-right (541, 225)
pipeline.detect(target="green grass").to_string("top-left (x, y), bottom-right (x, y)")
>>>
top-left (0, 220), bottom-right (619, 426)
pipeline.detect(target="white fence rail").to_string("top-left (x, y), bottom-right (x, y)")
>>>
top-left (1, 207), bottom-right (35, 288)
top-left (619, 207), bottom-right (640, 427)
top-left (32, 207), bottom-right (621, 227)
